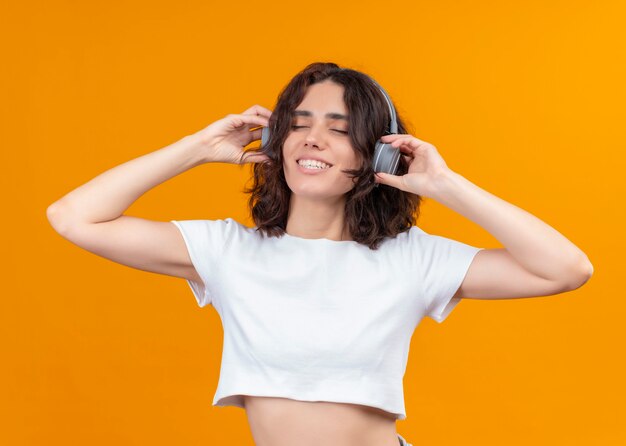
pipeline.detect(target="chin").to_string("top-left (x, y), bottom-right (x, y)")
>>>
top-left (289, 186), bottom-right (352, 201)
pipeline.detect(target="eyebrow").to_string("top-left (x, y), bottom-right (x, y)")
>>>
top-left (293, 110), bottom-right (349, 121)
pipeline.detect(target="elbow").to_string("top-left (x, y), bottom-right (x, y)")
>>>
top-left (564, 258), bottom-right (594, 290)
top-left (47, 202), bottom-right (74, 236)
top-left (47, 203), bottom-right (61, 228)
top-left (46, 202), bottom-right (61, 222)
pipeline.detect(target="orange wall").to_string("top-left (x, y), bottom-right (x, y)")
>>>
top-left (3, 0), bottom-right (623, 444)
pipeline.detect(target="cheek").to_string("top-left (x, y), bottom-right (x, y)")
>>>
top-left (281, 139), bottom-right (296, 159)
top-left (344, 150), bottom-right (362, 170)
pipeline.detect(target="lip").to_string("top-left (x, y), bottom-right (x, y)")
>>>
top-left (295, 159), bottom-right (333, 174)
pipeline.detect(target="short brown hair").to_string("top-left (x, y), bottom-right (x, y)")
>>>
top-left (240, 62), bottom-right (422, 250)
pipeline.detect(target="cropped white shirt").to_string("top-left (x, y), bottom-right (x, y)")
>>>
top-left (170, 218), bottom-right (483, 420)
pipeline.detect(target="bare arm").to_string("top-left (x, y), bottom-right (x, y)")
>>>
top-left (45, 134), bottom-right (212, 282)
top-left (46, 105), bottom-right (272, 283)
top-left (47, 133), bottom-right (207, 228)
top-left (375, 133), bottom-right (593, 301)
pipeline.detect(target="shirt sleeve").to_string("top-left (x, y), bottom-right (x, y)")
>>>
top-left (413, 228), bottom-right (485, 323)
top-left (169, 218), bottom-right (234, 308)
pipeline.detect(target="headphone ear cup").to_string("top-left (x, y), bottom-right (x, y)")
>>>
top-left (372, 140), bottom-right (401, 175)
top-left (261, 126), bottom-right (270, 149)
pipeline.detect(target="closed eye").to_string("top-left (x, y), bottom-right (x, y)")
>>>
top-left (291, 125), bottom-right (348, 134)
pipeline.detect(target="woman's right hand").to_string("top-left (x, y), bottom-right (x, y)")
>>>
top-left (193, 104), bottom-right (273, 165)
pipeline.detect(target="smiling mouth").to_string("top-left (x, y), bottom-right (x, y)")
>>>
top-left (295, 159), bottom-right (334, 169)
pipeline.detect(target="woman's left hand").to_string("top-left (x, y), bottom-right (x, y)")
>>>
top-left (374, 134), bottom-right (453, 197)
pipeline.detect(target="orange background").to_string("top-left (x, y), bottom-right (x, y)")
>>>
top-left (3, 0), bottom-right (624, 444)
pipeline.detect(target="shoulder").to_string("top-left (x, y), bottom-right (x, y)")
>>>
top-left (382, 225), bottom-right (427, 247)
top-left (171, 217), bottom-right (253, 248)
top-left (385, 225), bottom-right (480, 259)
top-left (190, 217), bottom-right (247, 231)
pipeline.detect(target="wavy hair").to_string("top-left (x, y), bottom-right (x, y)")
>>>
top-left (238, 62), bottom-right (422, 250)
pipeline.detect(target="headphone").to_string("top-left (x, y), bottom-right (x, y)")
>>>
top-left (260, 76), bottom-right (401, 185)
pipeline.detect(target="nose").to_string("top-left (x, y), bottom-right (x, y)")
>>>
top-left (304, 124), bottom-right (323, 148)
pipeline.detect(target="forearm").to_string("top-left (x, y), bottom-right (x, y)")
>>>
top-left (429, 169), bottom-right (593, 281)
top-left (47, 133), bottom-right (208, 226)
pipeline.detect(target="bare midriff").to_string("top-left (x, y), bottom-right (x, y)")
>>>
top-left (243, 395), bottom-right (402, 446)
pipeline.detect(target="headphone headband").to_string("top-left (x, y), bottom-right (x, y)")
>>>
top-left (339, 68), bottom-right (398, 134)
top-left (366, 76), bottom-right (398, 134)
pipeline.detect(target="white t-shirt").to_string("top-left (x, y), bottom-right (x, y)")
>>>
top-left (170, 217), bottom-right (484, 421)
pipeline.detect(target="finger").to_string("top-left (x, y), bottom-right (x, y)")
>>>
top-left (242, 104), bottom-right (273, 119)
top-left (381, 134), bottom-right (412, 146)
top-left (381, 134), bottom-right (428, 148)
top-left (386, 138), bottom-right (416, 153)
top-left (398, 144), bottom-right (414, 154)
top-left (388, 135), bottom-right (416, 145)
top-left (232, 113), bottom-right (269, 128)
top-left (374, 171), bottom-right (408, 192)
top-left (380, 133), bottom-right (408, 139)
top-left (243, 151), bottom-right (271, 164)
top-left (380, 133), bottom-right (408, 141)
top-left (249, 128), bottom-right (263, 141)
top-left (390, 137), bottom-right (428, 150)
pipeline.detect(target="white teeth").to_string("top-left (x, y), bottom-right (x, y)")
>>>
top-left (298, 159), bottom-right (331, 169)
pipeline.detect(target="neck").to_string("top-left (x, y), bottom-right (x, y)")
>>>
top-left (285, 194), bottom-right (351, 241)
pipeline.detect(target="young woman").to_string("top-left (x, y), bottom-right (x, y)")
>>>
top-left (47, 62), bottom-right (593, 446)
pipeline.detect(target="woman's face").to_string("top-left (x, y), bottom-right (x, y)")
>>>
top-left (282, 80), bottom-right (361, 201)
